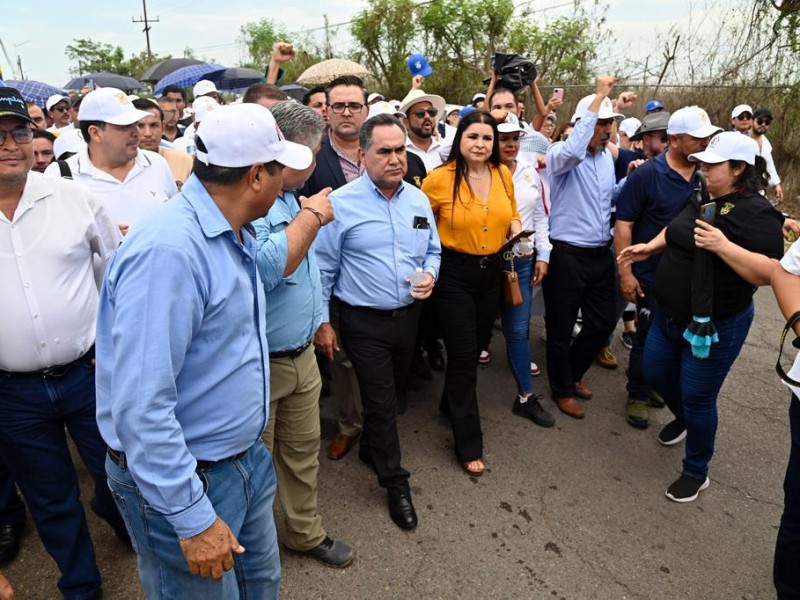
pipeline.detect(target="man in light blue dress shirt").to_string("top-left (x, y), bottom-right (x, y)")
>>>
top-left (96, 103), bottom-right (313, 598)
top-left (253, 101), bottom-right (354, 568)
top-left (315, 114), bottom-right (441, 531)
top-left (543, 76), bottom-right (622, 420)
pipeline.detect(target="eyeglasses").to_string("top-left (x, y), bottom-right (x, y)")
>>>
top-left (411, 108), bottom-right (438, 118)
top-left (735, 113), bottom-right (752, 120)
top-left (328, 102), bottom-right (364, 114)
top-left (756, 118), bottom-right (772, 126)
top-left (0, 128), bottom-right (33, 145)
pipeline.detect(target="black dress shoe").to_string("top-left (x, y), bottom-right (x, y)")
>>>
top-left (0, 522), bottom-right (25, 567)
top-left (388, 490), bottom-right (418, 530)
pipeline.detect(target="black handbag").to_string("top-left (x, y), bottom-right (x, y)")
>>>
top-left (483, 54), bottom-right (537, 92)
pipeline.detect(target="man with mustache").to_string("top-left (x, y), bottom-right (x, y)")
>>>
top-left (542, 76), bottom-right (623, 420)
top-left (400, 89), bottom-right (447, 173)
top-left (45, 87), bottom-right (177, 232)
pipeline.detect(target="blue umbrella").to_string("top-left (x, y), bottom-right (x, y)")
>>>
top-left (203, 67), bottom-right (264, 92)
top-left (154, 63), bottom-right (227, 95)
top-left (6, 80), bottom-right (67, 108)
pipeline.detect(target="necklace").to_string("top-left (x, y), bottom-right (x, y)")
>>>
top-left (468, 167), bottom-right (489, 180)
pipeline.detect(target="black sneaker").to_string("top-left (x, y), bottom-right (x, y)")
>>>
top-left (512, 394), bottom-right (555, 428)
top-left (665, 475), bottom-right (710, 503)
top-left (620, 331), bottom-right (634, 350)
top-left (649, 390), bottom-right (666, 408)
top-left (658, 419), bottom-right (686, 446)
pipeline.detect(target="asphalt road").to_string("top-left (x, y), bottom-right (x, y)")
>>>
top-left (3, 287), bottom-right (791, 599)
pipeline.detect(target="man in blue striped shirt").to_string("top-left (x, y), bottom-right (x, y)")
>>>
top-left (315, 114), bottom-right (441, 530)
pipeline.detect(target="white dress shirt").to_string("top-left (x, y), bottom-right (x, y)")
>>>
top-left (44, 147), bottom-right (178, 228)
top-left (405, 136), bottom-right (445, 173)
top-left (0, 172), bottom-right (121, 371)
top-left (757, 134), bottom-right (781, 187)
top-left (512, 160), bottom-right (552, 263)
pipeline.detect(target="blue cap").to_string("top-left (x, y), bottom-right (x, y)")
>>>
top-left (407, 54), bottom-right (433, 78)
top-left (645, 99), bottom-right (664, 113)
top-left (459, 105), bottom-right (476, 119)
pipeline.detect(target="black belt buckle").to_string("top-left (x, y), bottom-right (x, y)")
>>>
top-left (41, 364), bottom-right (72, 378)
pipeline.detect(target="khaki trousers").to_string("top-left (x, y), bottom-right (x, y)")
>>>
top-left (264, 345), bottom-right (326, 551)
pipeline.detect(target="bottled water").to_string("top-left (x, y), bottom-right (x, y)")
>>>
top-left (409, 267), bottom-right (427, 298)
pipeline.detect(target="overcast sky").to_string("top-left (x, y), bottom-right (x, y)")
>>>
top-left (2, 0), bottom-right (711, 87)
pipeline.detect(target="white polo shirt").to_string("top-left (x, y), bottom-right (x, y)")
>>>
top-left (45, 147), bottom-right (178, 227)
top-left (0, 172), bottom-right (121, 372)
top-left (405, 136), bottom-right (445, 173)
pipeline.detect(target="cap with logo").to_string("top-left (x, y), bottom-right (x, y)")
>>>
top-left (193, 80), bottom-right (219, 99)
top-left (731, 104), bottom-right (753, 119)
top-left (688, 131), bottom-right (758, 165)
top-left (367, 101), bottom-right (406, 121)
top-left (645, 99), bottom-right (664, 113)
top-left (497, 112), bottom-right (526, 135)
top-left (630, 111), bottom-right (671, 141)
top-left (53, 129), bottom-right (87, 160)
top-left (666, 106), bottom-right (722, 138)
top-left (407, 54), bottom-right (433, 78)
top-left (78, 88), bottom-right (153, 125)
top-left (0, 87), bottom-right (35, 124)
top-left (618, 117), bottom-right (641, 139)
top-left (570, 94), bottom-right (623, 122)
top-left (195, 103), bottom-right (312, 170)
top-left (398, 89), bottom-right (446, 118)
top-left (192, 96), bottom-right (220, 123)
top-left (46, 94), bottom-right (69, 112)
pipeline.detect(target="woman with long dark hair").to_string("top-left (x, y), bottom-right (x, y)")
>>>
top-left (619, 132), bottom-right (783, 502)
top-left (421, 110), bottom-right (523, 475)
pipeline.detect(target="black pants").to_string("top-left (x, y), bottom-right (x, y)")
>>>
top-left (542, 243), bottom-right (617, 398)
top-left (434, 249), bottom-right (503, 462)
top-left (338, 301), bottom-right (421, 492)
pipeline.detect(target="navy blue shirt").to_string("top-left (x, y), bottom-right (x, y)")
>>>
top-left (615, 152), bottom-right (696, 283)
top-left (615, 147), bottom-right (645, 183)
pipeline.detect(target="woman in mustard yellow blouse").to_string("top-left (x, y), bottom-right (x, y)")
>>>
top-left (421, 109), bottom-right (523, 476)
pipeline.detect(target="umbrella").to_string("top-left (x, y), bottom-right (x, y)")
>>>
top-left (296, 58), bottom-right (370, 86)
top-left (141, 58), bottom-right (204, 83)
top-left (5, 80), bottom-right (67, 108)
top-left (281, 83), bottom-right (308, 102)
top-left (64, 72), bottom-right (143, 91)
top-left (203, 67), bottom-right (264, 92)
top-left (154, 63), bottom-right (227, 95)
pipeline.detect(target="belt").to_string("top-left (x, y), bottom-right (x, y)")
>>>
top-left (441, 247), bottom-right (501, 269)
top-left (550, 239), bottom-right (612, 258)
top-left (107, 447), bottom-right (248, 471)
top-left (340, 301), bottom-right (416, 318)
top-left (0, 346), bottom-right (95, 379)
top-left (268, 338), bottom-right (312, 360)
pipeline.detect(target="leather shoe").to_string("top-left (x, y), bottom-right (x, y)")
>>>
top-left (0, 522), bottom-right (24, 567)
top-left (388, 490), bottom-right (418, 530)
top-left (327, 433), bottom-right (358, 460)
top-left (285, 536), bottom-right (355, 568)
top-left (574, 380), bottom-right (593, 400)
top-left (554, 396), bottom-right (585, 419)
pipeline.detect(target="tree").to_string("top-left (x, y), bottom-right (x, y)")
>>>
top-left (239, 18), bottom-right (325, 82)
top-left (65, 38), bottom-right (169, 78)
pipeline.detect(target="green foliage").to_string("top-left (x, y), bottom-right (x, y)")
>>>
top-left (65, 38), bottom-right (169, 78)
top-left (239, 18), bottom-right (325, 83)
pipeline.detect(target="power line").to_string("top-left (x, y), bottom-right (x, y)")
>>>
top-left (132, 0), bottom-right (160, 60)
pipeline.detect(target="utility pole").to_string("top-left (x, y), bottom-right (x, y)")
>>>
top-left (16, 55), bottom-right (24, 80)
top-left (132, 0), bottom-right (159, 60)
top-left (324, 14), bottom-right (333, 59)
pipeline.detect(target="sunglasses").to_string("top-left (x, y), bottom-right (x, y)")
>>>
top-left (735, 113), bottom-right (753, 120)
top-left (0, 128), bottom-right (34, 145)
top-left (51, 105), bottom-right (69, 112)
top-left (411, 108), bottom-right (438, 118)
top-left (328, 102), bottom-right (364, 114)
top-left (756, 118), bottom-right (772, 126)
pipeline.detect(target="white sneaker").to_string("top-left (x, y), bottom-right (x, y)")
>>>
top-left (478, 350), bottom-right (490, 364)
top-left (530, 362), bottom-right (541, 376)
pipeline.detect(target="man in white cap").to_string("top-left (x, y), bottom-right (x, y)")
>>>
top-left (96, 103), bottom-right (312, 597)
top-left (174, 96), bottom-right (220, 155)
top-left (542, 76), bottom-right (623, 420)
top-left (615, 106), bottom-right (720, 429)
top-left (618, 117), bottom-right (641, 150)
top-left (45, 94), bottom-right (72, 132)
top-left (731, 104), bottom-right (753, 134)
top-left (193, 79), bottom-right (222, 103)
top-left (399, 89), bottom-right (447, 173)
top-left (44, 87), bottom-right (177, 231)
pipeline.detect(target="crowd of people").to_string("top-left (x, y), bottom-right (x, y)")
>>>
top-left (0, 41), bottom-right (799, 599)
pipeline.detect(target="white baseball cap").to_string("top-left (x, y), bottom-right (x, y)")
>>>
top-left (667, 106), bottom-right (721, 138)
top-left (731, 104), bottom-right (753, 119)
top-left (688, 131), bottom-right (758, 165)
top-left (46, 94), bottom-right (69, 111)
top-left (570, 94), bottom-right (623, 122)
top-left (78, 88), bottom-right (153, 125)
top-left (618, 117), bottom-right (641, 138)
top-left (193, 80), bottom-right (219, 98)
top-left (367, 92), bottom-right (385, 104)
top-left (192, 96), bottom-right (219, 123)
top-left (53, 129), bottom-right (87, 159)
top-left (471, 92), bottom-right (486, 103)
top-left (195, 103), bottom-right (312, 170)
top-left (367, 101), bottom-right (405, 121)
top-left (497, 112), bottom-right (526, 135)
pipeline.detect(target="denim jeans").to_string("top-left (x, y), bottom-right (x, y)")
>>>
top-left (775, 393), bottom-right (800, 599)
top-left (626, 280), bottom-right (654, 401)
top-left (0, 356), bottom-right (123, 599)
top-left (106, 441), bottom-right (280, 599)
top-left (643, 303), bottom-right (754, 479)
top-left (500, 257), bottom-right (535, 396)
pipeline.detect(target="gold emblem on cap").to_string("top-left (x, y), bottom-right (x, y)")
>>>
top-left (116, 92), bottom-right (128, 105)
top-left (720, 202), bottom-right (734, 215)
